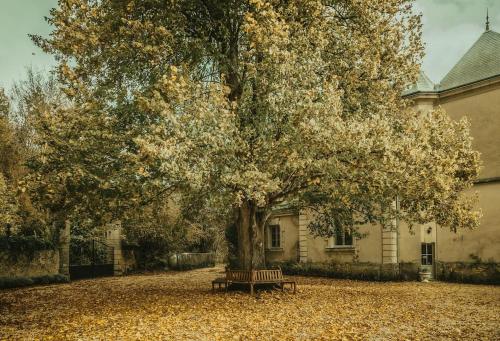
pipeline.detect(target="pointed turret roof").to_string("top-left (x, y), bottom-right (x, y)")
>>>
top-left (403, 71), bottom-right (435, 96)
top-left (438, 30), bottom-right (500, 91)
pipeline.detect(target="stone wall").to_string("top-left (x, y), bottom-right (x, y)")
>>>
top-left (0, 250), bottom-right (60, 278)
top-left (114, 250), bottom-right (215, 273)
top-left (168, 252), bottom-right (216, 270)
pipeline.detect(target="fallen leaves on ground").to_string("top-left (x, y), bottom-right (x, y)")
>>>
top-left (1, 267), bottom-right (499, 340)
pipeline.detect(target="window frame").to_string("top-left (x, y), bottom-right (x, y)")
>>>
top-left (268, 224), bottom-right (282, 249)
top-left (326, 228), bottom-right (354, 249)
top-left (421, 243), bottom-right (433, 265)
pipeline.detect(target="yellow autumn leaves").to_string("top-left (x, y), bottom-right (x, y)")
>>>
top-left (1, 267), bottom-right (499, 340)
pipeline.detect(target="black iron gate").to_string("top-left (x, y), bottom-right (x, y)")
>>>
top-left (69, 239), bottom-right (114, 280)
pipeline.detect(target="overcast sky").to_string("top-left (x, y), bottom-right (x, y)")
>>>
top-left (1, 0), bottom-right (499, 89)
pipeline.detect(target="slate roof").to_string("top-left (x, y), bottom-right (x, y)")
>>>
top-left (404, 29), bottom-right (500, 96)
top-left (438, 30), bottom-right (500, 91)
top-left (403, 71), bottom-right (436, 96)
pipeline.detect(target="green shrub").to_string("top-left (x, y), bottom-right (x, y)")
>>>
top-left (436, 262), bottom-right (500, 285)
top-left (0, 274), bottom-right (69, 289)
top-left (0, 235), bottom-right (55, 255)
top-left (272, 261), bottom-right (399, 281)
top-left (0, 276), bottom-right (34, 289)
top-left (275, 261), bottom-right (500, 284)
top-left (31, 274), bottom-right (69, 285)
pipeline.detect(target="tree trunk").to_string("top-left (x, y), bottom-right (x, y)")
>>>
top-left (236, 200), bottom-right (266, 270)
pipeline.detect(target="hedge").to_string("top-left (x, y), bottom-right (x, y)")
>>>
top-left (0, 274), bottom-right (69, 290)
top-left (0, 235), bottom-right (55, 255)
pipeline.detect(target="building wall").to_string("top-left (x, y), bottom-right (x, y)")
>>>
top-left (410, 82), bottom-right (500, 265)
top-left (398, 221), bottom-right (438, 262)
top-left (269, 82), bottom-right (499, 282)
top-left (265, 214), bottom-right (299, 263)
top-left (356, 224), bottom-right (383, 263)
top-left (268, 184), bottom-right (498, 269)
top-left (411, 97), bottom-right (437, 113)
top-left (267, 211), bottom-right (384, 264)
top-left (436, 182), bottom-right (500, 263)
top-left (398, 221), bottom-right (422, 264)
top-left (304, 216), bottom-right (383, 264)
top-left (305, 233), bottom-right (355, 263)
top-left (439, 82), bottom-right (500, 179)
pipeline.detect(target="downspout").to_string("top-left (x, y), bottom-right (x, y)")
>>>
top-left (435, 223), bottom-right (438, 280)
top-left (396, 196), bottom-right (400, 264)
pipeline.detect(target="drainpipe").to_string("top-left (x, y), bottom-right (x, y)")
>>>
top-left (435, 223), bottom-right (438, 280)
top-left (396, 196), bottom-right (400, 264)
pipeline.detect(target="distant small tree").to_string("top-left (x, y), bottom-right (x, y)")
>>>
top-left (1, 78), bottom-right (57, 237)
top-left (0, 88), bottom-right (20, 179)
top-left (0, 89), bottom-right (20, 231)
top-left (0, 173), bottom-right (18, 232)
top-left (9, 68), bottom-right (62, 150)
top-left (0, 88), bottom-right (9, 117)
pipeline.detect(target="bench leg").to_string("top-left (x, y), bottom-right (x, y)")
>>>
top-left (250, 283), bottom-right (254, 296)
top-left (281, 283), bottom-right (284, 292)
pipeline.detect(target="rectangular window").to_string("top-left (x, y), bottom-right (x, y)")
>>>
top-left (421, 243), bottom-right (433, 265)
top-left (328, 228), bottom-right (353, 247)
top-left (270, 225), bottom-right (281, 248)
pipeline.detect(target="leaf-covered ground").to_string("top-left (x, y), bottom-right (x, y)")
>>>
top-left (1, 267), bottom-right (499, 340)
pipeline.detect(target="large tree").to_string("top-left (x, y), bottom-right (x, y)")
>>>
top-left (34, 0), bottom-right (480, 269)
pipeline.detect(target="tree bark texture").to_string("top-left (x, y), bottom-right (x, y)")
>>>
top-left (236, 200), bottom-right (266, 270)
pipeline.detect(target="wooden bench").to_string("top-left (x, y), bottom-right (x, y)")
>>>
top-left (212, 267), bottom-right (296, 295)
top-left (252, 268), bottom-right (297, 294)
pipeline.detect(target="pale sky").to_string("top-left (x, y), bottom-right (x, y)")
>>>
top-left (0, 0), bottom-right (499, 89)
top-left (416, 0), bottom-right (500, 83)
top-left (0, 0), bottom-right (58, 89)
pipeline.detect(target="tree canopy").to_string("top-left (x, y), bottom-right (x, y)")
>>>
top-left (31, 0), bottom-right (480, 269)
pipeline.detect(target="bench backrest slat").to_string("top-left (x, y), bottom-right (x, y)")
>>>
top-left (226, 268), bottom-right (284, 282)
